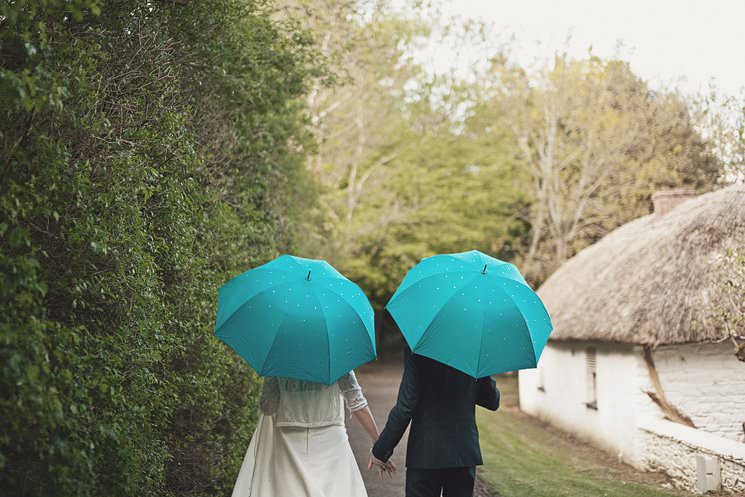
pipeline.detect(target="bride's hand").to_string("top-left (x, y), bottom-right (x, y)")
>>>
top-left (368, 451), bottom-right (396, 478)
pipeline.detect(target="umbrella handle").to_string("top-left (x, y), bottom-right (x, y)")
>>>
top-left (482, 264), bottom-right (487, 274)
top-left (306, 270), bottom-right (311, 281)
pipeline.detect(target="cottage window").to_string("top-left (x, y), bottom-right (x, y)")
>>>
top-left (585, 348), bottom-right (598, 409)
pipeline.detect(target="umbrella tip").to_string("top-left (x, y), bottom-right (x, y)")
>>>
top-left (482, 264), bottom-right (487, 274)
top-left (306, 270), bottom-right (311, 281)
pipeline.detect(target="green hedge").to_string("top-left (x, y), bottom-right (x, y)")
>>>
top-left (0, 1), bottom-right (321, 496)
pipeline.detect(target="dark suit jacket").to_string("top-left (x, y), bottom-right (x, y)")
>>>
top-left (372, 348), bottom-right (500, 469)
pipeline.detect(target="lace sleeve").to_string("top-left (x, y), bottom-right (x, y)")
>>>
top-left (259, 376), bottom-right (279, 415)
top-left (337, 370), bottom-right (368, 413)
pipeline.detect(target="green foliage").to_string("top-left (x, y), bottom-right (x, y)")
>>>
top-left (0, 1), bottom-right (320, 496)
top-left (296, 3), bottom-right (530, 307)
top-left (694, 88), bottom-right (745, 182)
top-left (299, 5), bottom-right (723, 306)
top-left (309, 26), bottom-right (724, 298)
top-left (481, 55), bottom-right (723, 283)
top-left (335, 114), bottom-right (532, 305)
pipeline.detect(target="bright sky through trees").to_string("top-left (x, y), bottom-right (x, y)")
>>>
top-left (411, 0), bottom-right (745, 96)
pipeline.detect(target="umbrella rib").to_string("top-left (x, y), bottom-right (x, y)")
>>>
top-left (438, 252), bottom-right (512, 270)
top-left (321, 285), bottom-right (376, 374)
top-left (388, 270), bottom-right (476, 307)
top-left (312, 283), bottom-right (376, 382)
top-left (497, 278), bottom-right (550, 362)
top-left (215, 280), bottom-right (299, 337)
top-left (321, 283), bottom-right (374, 337)
top-left (258, 311), bottom-right (295, 376)
top-left (437, 253), bottom-right (527, 285)
top-left (411, 272), bottom-right (482, 351)
top-left (491, 284), bottom-right (537, 368)
top-left (306, 284), bottom-right (333, 384)
top-left (476, 305), bottom-right (488, 377)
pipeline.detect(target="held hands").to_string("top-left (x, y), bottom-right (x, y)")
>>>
top-left (367, 449), bottom-right (396, 479)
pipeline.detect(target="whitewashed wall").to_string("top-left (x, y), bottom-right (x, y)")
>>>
top-left (518, 342), bottom-right (640, 460)
top-left (650, 343), bottom-right (745, 443)
top-left (520, 340), bottom-right (745, 493)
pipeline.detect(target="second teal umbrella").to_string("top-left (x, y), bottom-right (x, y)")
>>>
top-left (386, 250), bottom-right (552, 377)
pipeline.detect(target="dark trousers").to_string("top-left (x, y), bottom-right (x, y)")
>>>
top-left (405, 467), bottom-right (476, 497)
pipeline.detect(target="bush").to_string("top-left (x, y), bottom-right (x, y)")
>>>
top-left (0, 1), bottom-right (321, 495)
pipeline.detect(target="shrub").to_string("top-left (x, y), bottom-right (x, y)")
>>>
top-left (0, 1), bottom-right (320, 495)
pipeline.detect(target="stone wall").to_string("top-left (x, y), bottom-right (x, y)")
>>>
top-left (638, 418), bottom-right (745, 493)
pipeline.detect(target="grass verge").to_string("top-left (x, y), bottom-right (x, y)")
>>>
top-left (476, 376), bottom-right (693, 497)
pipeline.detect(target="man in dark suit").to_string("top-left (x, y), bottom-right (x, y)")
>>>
top-left (368, 347), bottom-right (500, 497)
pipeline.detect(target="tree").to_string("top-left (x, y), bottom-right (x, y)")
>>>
top-left (484, 54), bottom-right (722, 282)
top-left (694, 87), bottom-right (745, 183)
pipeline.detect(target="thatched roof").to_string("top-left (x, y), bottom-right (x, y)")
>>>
top-left (539, 185), bottom-right (745, 346)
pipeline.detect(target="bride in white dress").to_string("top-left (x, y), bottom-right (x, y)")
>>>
top-left (231, 370), bottom-right (391, 497)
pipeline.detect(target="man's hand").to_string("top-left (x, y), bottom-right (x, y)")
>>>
top-left (367, 450), bottom-right (397, 478)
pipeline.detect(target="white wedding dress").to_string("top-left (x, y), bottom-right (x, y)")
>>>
top-left (231, 371), bottom-right (369, 497)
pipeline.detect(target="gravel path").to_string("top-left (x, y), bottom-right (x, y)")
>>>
top-left (347, 349), bottom-right (498, 497)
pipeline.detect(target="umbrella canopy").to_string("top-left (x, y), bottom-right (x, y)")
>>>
top-left (387, 250), bottom-right (552, 377)
top-left (215, 255), bottom-right (375, 384)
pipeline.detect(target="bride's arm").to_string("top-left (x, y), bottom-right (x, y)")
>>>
top-left (340, 371), bottom-right (397, 475)
top-left (339, 371), bottom-right (379, 441)
top-left (352, 406), bottom-right (380, 442)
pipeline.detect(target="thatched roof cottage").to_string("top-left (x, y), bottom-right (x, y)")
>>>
top-left (518, 186), bottom-right (745, 493)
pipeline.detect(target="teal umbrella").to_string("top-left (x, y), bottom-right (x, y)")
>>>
top-left (215, 255), bottom-right (376, 384)
top-left (387, 250), bottom-right (552, 377)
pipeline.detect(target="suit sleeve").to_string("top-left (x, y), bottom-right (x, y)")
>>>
top-left (371, 349), bottom-right (422, 462)
top-left (476, 376), bottom-right (500, 411)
